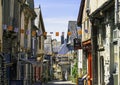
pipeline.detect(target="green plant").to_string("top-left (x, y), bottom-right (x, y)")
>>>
top-left (72, 61), bottom-right (78, 78)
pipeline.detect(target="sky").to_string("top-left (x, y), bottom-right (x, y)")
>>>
top-left (34, 0), bottom-right (81, 41)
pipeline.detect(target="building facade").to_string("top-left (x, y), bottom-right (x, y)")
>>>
top-left (19, 0), bottom-right (37, 84)
top-left (66, 21), bottom-right (79, 82)
top-left (34, 7), bottom-right (46, 82)
top-left (88, 0), bottom-right (118, 85)
top-left (2, 0), bottom-right (21, 84)
top-left (77, 0), bottom-right (92, 84)
top-left (44, 35), bottom-right (53, 81)
top-left (78, 0), bottom-right (120, 85)
top-left (1, 0), bottom-right (47, 85)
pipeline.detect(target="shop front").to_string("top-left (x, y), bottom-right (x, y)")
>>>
top-left (82, 39), bottom-right (92, 85)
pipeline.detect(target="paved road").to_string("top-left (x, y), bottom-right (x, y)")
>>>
top-left (33, 80), bottom-right (76, 85)
top-left (45, 80), bottom-right (76, 85)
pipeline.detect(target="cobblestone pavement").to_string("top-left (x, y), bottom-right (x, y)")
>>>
top-left (45, 80), bottom-right (76, 85)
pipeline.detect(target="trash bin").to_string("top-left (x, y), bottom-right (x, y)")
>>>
top-left (78, 78), bottom-right (84, 85)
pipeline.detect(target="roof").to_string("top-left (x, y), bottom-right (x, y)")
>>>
top-left (58, 41), bottom-right (69, 55)
top-left (34, 7), bottom-right (46, 39)
top-left (77, 0), bottom-right (85, 26)
top-left (66, 21), bottom-right (77, 45)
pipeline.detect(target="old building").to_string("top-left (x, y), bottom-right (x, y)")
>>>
top-left (2, 0), bottom-right (21, 84)
top-left (44, 35), bottom-right (53, 81)
top-left (34, 7), bottom-right (46, 82)
top-left (87, 0), bottom-right (117, 85)
top-left (66, 21), bottom-right (79, 81)
top-left (78, 0), bottom-right (120, 85)
top-left (52, 39), bottom-right (61, 80)
top-left (18, 0), bottom-right (37, 84)
top-left (77, 0), bottom-right (93, 84)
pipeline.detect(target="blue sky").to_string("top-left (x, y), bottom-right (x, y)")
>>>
top-left (34, 0), bottom-right (81, 41)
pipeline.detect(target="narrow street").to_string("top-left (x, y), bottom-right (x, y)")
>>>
top-left (46, 80), bottom-right (76, 85)
top-left (1, 0), bottom-right (120, 85)
top-left (33, 80), bottom-right (76, 85)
